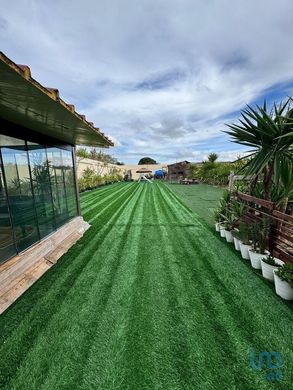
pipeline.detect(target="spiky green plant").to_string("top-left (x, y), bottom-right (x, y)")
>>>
top-left (225, 98), bottom-right (293, 200)
top-left (208, 153), bottom-right (218, 163)
top-left (262, 255), bottom-right (280, 267)
top-left (276, 263), bottom-right (293, 288)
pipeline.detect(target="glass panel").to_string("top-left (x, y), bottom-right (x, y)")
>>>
top-left (62, 149), bottom-right (78, 218)
top-left (46, 147), bottom-right (69, 227)
top-left (1, 137), bottom-right (39, 252)
top-left (0, 134), bottom-right (79, 258)
top-left (27, 142), bottom-right (55, 238)
top-left (0, 159), bottom-right (16, 263)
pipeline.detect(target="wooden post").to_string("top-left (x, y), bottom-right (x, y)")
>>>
top-left (228, 172), bottom-right (234, 192)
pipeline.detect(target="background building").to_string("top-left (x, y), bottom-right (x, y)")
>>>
top-left (167, 161), bottom-right (191, 181)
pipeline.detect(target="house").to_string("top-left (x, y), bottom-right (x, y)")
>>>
top-left (167, 161), bottom-right (191, 181)
top-left (0, 52), bottom-right (113, 312)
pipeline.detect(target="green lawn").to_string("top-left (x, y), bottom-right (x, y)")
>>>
top-left (166, 183), bottom-right (224, 226)
top-left (0, 182), bottom-right (292, 389)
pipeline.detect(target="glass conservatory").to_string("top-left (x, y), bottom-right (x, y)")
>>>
top-left (0, 132), bottom-right (78, 263)
top-left (0, 51), bottom-right (113, 266)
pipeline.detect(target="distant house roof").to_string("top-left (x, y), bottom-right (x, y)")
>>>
top-left (0, 52), bottom-right (113, 147)
top-left (167, 160), bottom-right (190, 167)
top-left (136, 167), bottom-right (153, 173)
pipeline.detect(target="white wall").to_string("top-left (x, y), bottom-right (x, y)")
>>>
top-left (76, 157), bottom-right (167, 181)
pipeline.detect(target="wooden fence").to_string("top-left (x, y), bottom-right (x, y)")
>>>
top-left (234, 192), bottom-right (293, 263)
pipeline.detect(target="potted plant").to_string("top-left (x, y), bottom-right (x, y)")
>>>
top-left (261, 255), bottom-right (283, 282)
top-left (214, 209), bottom-right (222, 232)
top-left (249, 218), bottom-right (270, 269)
top-left (274, 263), bottom-right (293, 300)
top-left (214, 191), bottom-right (231, 233)
top-left (229, 200), bottom-right (246, 250)
top-left (238, 222), bottom-right (252, 260)
top-left (221, 210), bottom-right (236, 243)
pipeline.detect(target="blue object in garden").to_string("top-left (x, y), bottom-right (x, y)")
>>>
top-left (154, 169), bottom-right (164, 177)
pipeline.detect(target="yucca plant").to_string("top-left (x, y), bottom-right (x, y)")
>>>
top-left (251, 160), bottom-right (293, 212)
top-left (231, 200), bottom-right (246, 220)
top-left (225, 98), bottom-right (293, 200)
top-left (221, 209), bottom-right (237, 231)
top-left (271, 160), bottom-right (293, 212)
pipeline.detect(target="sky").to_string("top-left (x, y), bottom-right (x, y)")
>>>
top-left (1, 0), bottom-right (293, 164)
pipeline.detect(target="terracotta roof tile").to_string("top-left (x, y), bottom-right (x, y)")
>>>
top-left (0, 52), bottom-right (113, 147)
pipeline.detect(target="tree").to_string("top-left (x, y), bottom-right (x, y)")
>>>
top-left (138, 157), bottom-right (157, 165)
top-left (208, 153), bottom-right (218, 163)
top-left (76, 147), bottom-right (124, 165)
top-left (76, 147), bottom-right (89, 159)
top-left (225, 98), bottom-right (293, 200)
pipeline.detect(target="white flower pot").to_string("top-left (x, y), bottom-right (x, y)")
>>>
top-left (233, 236), bottom-right (241, 251)
top-left (224, 230), bottom-right (234, 243)
top-left (239, 242), bottom-right (252, 260)
top-left (215, 222), bottom-right (220, 232)
top-left (249, 250), bottom-right (267, 269)
top-left (261, 258), bottom-right (283, 281)
top-left (274, 271), bottom-right (293, 300)
top-left (220, 226), bottom-right (226, 238)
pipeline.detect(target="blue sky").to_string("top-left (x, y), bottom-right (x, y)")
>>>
top-left (1, 0), bottom-right (293, 164)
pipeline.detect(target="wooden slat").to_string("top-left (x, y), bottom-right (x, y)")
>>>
top-left (234, 193), bottom-right (293, 263)
top-left (273, 247), bottom-right (293, 263)
top-left (274, 230), bottom-right (293, 243)
top-left (237, 192), bottom-right (274, 209)
top-left (272, 210), bottom-right (293, 223)
top-left (246, 211), bottom-right (263, 222)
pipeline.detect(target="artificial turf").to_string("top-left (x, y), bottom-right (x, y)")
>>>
top-left (166, 182), bottom-right (224, 226)
top-left (0, 182), bottom-right (292, 389)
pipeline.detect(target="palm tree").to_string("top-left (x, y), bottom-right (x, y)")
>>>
top-left (208, 153), bottom-right (218, 163)
top-left (225, 98), bottom-right (293, 200)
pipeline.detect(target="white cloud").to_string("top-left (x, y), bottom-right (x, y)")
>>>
top-left (1, 0), bottom-right (293, 163)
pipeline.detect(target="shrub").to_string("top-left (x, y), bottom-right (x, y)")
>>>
top-left (78, 168), bottom-right (97, 191)
top-left (189, 157), bottom-right (246, 186)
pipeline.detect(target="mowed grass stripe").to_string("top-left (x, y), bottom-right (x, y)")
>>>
top-left (7, 185), bottom-right (146, 390)
top-left (156, 184), bottom-right (248, 388)
top-left (0, 184), bottom-right (140, 387)
top-left (156, 184), bottom-right (257, 388)
top-left (81, 182), bottom-right (131, 215)
top-left (0, 182), bottom-right (292, 390)
top-left (159, 183), bottom-right (293, 387)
